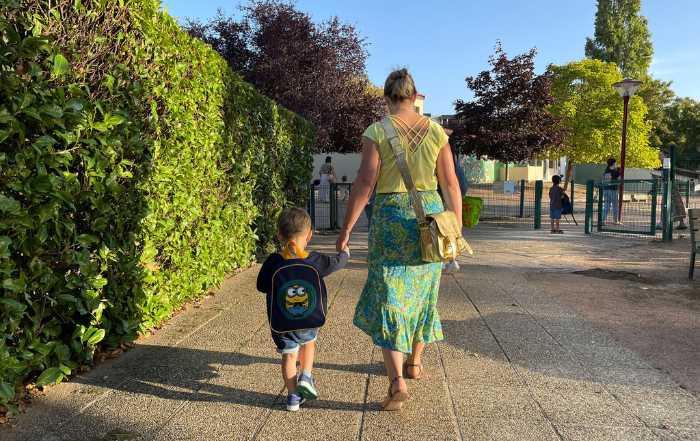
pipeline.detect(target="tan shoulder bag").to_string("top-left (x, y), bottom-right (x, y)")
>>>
top-left (380, 117), bottom-right (472, 263)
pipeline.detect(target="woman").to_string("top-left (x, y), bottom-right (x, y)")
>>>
top-left (601, 158), bottom-right (621, 226)
top-left (658, 149), bottom-right (687, 229)
top-left (318, 156), bottom-right (337, 203)
top-left (336, 68), bottom-right (462, 411)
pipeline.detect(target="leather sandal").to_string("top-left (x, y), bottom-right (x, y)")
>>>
top-left (405, 361), bottom-right (424, 380)
top-left (380, 376), bottom-right (408, 411)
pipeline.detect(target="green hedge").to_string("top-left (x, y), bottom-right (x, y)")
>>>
top-left (0, 0), bottom-right (314, 410)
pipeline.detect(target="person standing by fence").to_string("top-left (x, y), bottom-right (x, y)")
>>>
top-left (601, 158), bottom-right (621, 226)
top-left (658, 149), bottom-right (687, 230)
top-left (318, 156), bottom-right (336, 203)
top-left (549, 175), bottom-right (565, 233)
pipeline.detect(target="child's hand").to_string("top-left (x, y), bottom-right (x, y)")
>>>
top-left (343, 245), bottom-right (350, 253)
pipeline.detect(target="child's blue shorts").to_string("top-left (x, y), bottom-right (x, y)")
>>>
top-left (271, 329), bottom-right (318, 354)
top-left (550, 209), bottom-right (562, 220)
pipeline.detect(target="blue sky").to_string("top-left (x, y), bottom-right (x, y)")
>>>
top-left (163, 0), bottom-right (700, 115)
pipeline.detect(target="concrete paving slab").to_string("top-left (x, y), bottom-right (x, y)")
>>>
top-left (256, 409), bottom-right (361, 440)
top-left (570, 344), bottom-right (651, 369)
top-left (153, 365), bottom-right (280, 441)
top-left (438, 338), bottom-right (508, 362)
top-left (607, 387), bottom-right (700, 431)
top-left (653, 427), bottom-right (700, 440)
top-left (536, 316), bottom-right (608, 334)
top-left (458, 418), bottom-right (559, 440)
top-left (40, 372), bottom-right (203, 441)
top-left (360, 412), bottom-right (460, 441)
top-left (152, 402), bottom-right (267, 441)
top-left (450, 384), bottom-right (546, 421)
top-left (500, 341), bottom-right (578, 365)
top-left (299, 369), bottom-right (368, 410)
top-left (555, 424), bottom-right (659, 440)
top-left (531, 387), bottom-right (643, 426)
top-left (367, 377), bottom-right (453, 415)
top-left (491, 326), bottom-right (557, 344)
top-left (589, 367), bottom-right (679, 390)
top-left (442, 357), bottom-right (524, 386)
top-left (542, 319), bottom-right (614, 338)
top-left (215, 348), bottom-right (280, 380)
top-left (515, 363), bottom-right (600, 391)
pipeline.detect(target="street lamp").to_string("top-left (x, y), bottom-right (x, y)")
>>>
top-left (612, 76), bottom-right (643, 222)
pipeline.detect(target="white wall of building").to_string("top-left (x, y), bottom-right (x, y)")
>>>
top-left (312, 154), bottom-right (363, 183)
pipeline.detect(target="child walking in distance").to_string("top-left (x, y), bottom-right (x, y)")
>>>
top-left (549, 175), bottom-right (565, 234)
top-left (256, 207), bottom-right (349, 411)
top-left (340, 175), bottom-right (350, 203)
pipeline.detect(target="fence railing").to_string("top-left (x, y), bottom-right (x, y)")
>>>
top-left (307, 178), bottom-right (698, 238)
top-left (309, 180), bottom-right (576, 231)
top-left (469, 180), bottom-right (542, 228)
top-left (584, 179), bottom-right (699, 240)
top-left (309, 183), bottom-right (362, 231)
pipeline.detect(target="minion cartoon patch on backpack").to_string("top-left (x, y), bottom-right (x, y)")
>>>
top-left (267, 244), bottom-right (328, 333)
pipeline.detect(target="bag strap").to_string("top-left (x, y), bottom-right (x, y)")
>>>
top-left (380, 117), bottom-right (427, 225)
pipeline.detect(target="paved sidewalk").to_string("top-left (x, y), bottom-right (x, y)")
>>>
top-left (3, 225), bottom-right (699, 440)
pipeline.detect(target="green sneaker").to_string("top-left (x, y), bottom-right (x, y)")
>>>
top-left (297, 373), bottom-right (318, 400)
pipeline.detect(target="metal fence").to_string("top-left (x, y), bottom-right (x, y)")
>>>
top-left (309, 183), bottom-right (368, 231)
top-left (469, 180), bottom-right (534, 228)
top-left (585, 179), bottom-right (700, 240)
top-left (307, 177), bottom-right (699, 239)
top-left (310, 180), bottom-right (570, 231)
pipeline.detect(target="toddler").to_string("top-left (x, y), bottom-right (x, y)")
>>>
top-left (256, 207), bottom-right (349, 411)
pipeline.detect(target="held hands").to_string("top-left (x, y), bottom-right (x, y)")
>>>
top-left (336, 229), bottom-right (351, 252)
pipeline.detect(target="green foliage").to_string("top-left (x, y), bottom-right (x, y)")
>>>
top-left (638, 78), bottom-right (676, 150)
top-left (549, 59), bottom-right (655, 169)
top-left (661, 97), bottom-right (700, 169)
top-left (0, 0), bottom-right (314, 408)
top-left (584, 0), bottom-right (653, 79)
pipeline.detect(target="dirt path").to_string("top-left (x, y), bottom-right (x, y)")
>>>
top-left (522, 235), bottom-right (700, 397)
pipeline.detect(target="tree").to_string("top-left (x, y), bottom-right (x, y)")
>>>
top-left (638, 78), bottom-right (675, 149)
top-left (451, 42), bottom-right (567, 166)
top-left (660, 97), bottom-right (700, 169)
top-left (184, 1), bottom-right (385, 153)
top-left (584, 0), bottom-right (653, 79)
top-left (584, 1), bottom-right (675, 153)
top-left (549, 59), bottom-right (656, 185)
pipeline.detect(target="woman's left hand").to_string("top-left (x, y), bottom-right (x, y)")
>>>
top-left (336, 229), bottom-right (351, 252)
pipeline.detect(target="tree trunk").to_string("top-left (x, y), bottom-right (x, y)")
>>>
top-left (563, 161), bottom-right (574, 191)
top-left (505, 163), bottom-right (509, 180)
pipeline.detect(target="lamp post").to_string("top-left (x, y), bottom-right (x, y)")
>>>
top-left (612, 76), bottom-right (643, 222)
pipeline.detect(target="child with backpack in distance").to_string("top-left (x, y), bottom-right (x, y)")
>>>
top-left (256, 207), bottom-right (349, 411)
top-left (549, 175), bottom-right (565, 234)
top-left (339, 175), bottom-right (350, 203)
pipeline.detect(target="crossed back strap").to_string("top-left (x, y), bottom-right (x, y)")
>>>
top-left (380, 117), bottom-right (427, 224)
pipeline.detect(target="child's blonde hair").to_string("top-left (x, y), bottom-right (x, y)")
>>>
top-left (278, 207), bottom-right (311, 240)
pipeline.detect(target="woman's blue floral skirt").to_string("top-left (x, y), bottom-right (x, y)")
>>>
top-left (353, 190), bottom-right (444, 353)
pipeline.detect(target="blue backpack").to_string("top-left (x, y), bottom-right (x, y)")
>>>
top-left (562, 193), bottom-right (572, 215)
top-left (268, 257), bottom-right (328, 333)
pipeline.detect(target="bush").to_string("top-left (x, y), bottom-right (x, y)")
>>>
top-left (0, 0), bottom-right (314, 410)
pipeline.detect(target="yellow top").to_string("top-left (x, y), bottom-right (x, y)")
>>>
top-left (362, 117), bottom-right (449, 193)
